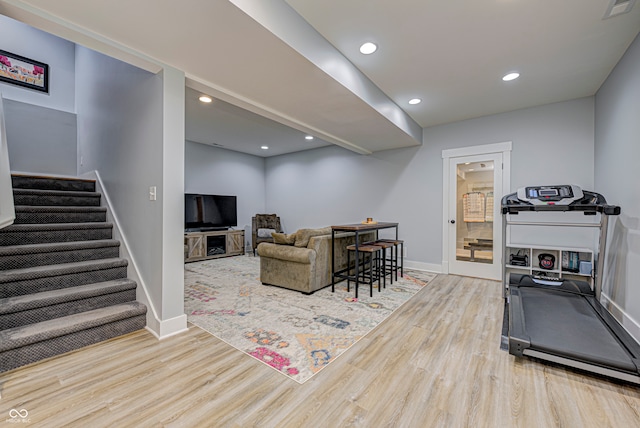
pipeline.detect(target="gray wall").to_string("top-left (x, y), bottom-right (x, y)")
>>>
top-left (75, 46), bottom-right (166, 316)
top-left (594, 33), bottom-right (640, 332)
top-left (184, 141), bottom-right (266, 250)
top-left (4, 99), bottom-right (77, 175)
top-left (266, 97), bottom-right (595, 268)
top-left (428, 97), bottom-right (596, 254)
top-left (0, 14), bottom-right (75, 112)
top-left (1, 14), bottom-right (77, 176)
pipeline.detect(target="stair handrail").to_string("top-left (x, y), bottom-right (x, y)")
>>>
top-left (0, 92), bottom-right (15, 229)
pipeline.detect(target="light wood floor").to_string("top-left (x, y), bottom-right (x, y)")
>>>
top-left (1, 274), bottom-right (639, 427)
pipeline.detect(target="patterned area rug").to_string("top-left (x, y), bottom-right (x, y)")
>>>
top-left (184, 256), bottom-right (436, 383)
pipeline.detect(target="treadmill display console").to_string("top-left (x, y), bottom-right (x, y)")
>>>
top-left (517, 185), bottom-right (583, 206)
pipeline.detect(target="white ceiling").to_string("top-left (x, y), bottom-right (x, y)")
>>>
top-left (287, 0), bottom-right (640, 128)
top-left (2, 0), bottom-right (639, 157)
top-left (185, 88), bottom-right (331, 157)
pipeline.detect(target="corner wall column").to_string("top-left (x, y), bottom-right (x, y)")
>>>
top-left (159, 65), bottom-right (187, 337)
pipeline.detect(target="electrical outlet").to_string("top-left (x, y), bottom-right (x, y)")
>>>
top-left (149, 186), bottom-right (157, 201)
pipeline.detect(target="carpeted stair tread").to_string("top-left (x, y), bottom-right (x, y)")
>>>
top-left (13, 188), bottom-right (101, 198)
top-left (0, 279), bottom-right (137, 315)
top-left (0, 301), bottom-right (147, 353)
top-left (14, 205), bottom-right (106, 214)
top-left (0, 258), bottom-right (128, 284)
top-left (13, 188), bottom-right (101, 207)
top-left (0, 222), bottom-right (113, 245)
top-left (0, 279), bottom-right (137, 330)
top-left (14, 205), bottom-right (107, 224)
top-left (11, 175), bottom-right (95, 192)
top-left (0, 239), bottom-right (120, 256)
top-left (0, 315), bottom-right (146, 373)
top-left (0, 240), bottom-right (121, 270)
top-left (0, 222), bottom-right (112, 233)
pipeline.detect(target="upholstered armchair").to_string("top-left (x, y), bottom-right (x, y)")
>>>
top-left (252, 214), bottom-right (283, 256)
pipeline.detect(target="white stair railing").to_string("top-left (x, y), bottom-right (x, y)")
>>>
top-left (0, 93), bottom-right (15, 229)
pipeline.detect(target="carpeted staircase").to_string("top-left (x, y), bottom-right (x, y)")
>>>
top-left (0, 174), bottom-right (147, 373)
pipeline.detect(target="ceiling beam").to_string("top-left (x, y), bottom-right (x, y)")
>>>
top-left (230, 0), bottom-right (423, 146)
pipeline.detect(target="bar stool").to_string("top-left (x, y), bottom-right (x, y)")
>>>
top-left (346, 243), bottom-right (383, 298)
top-left (364, 240), bottom-right (395, 288)
top-left (375, 239), bottom-right (404, 281)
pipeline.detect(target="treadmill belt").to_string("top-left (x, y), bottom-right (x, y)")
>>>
top-left (520, 287), bottom-right (637, 373)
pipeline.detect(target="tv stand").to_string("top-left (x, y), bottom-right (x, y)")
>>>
top-left (184, 229), bottom-right (244, 262)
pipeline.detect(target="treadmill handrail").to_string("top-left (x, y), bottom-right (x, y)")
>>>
top-left (502, 203), bottom-right (620, 215)
top-left (505, 221), bottom-right (602, 228)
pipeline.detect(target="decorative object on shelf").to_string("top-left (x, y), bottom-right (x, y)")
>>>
top-left (567, 251), bottom-right (579, 272)
top-left (579, 261), bottom-right (593, 275)
top-left (361, 217), bottom-right (378, 224)
top-left (538, 253), bottom-right (556, 270)
top-left (0, 49), bottom-right (49, 93)
top-left (505, 245), bottom-right (594, 289)
top-left (510, 249), bottom-right (529, 267)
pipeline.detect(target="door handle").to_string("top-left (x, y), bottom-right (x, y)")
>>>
top-left (450, 220), bottom-right (455, 224)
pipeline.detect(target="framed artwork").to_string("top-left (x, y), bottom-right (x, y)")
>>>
top-left (0, 49), bottom-right (49, 93)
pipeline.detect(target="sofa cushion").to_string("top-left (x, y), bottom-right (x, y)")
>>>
top-left (272, 232), bottom-right (296, 245)
top-left (294, 227), bottom-right (332, 247)
top-left (257, 228), bottom-right (276, 238)
top-left (258, 242), bottom-right (316, 264)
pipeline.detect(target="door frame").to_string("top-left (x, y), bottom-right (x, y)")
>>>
top-left (441, 141), bottom-right (511, 278)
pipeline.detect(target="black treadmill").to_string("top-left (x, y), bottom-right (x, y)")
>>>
top-left (502, 185), bottom-right (640, 384)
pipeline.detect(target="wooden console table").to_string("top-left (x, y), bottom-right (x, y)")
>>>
top-left (331, 222), bottom-right (399, 298)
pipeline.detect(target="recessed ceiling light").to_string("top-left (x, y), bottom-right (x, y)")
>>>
top-left (261, 145), bottom-right (269, 150)
top-left (305, 135), bottom-right (314, 141)
top-left (502, 72), bottom-right (520, 82)
top-left (359, 42), bottom-right (377, 55)
top-left (199, 95), bottom-right (212, 103)
top-left (604, 0), bottom-right (636, 19)
top-left (408, 98), bottom-right (422, 105)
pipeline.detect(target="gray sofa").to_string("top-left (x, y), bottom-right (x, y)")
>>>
top-left (257, 227), bottom-right (375, 294)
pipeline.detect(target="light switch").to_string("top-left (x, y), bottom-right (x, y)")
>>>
top-left (149, 186), bottom-right (157, 201)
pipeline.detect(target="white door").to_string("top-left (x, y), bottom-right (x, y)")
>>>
top-left (447, 152), bottom-right (503, 280)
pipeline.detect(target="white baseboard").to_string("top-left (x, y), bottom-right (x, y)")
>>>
top-left (146, 314), bottom-right (188, 340)
top-left (404, 259), bottom-right (442, 274)
top-left (601, 293), bottom-right (640, 344)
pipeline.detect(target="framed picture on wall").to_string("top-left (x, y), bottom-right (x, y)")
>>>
top-left (0, 49), bottom-right (49, 93)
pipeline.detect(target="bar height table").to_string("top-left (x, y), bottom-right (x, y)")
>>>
top-left (331, 222), bottom-right (399, 298)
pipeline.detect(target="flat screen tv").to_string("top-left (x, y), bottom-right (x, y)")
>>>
top-left (185, 193), bottom-right (237, 231)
